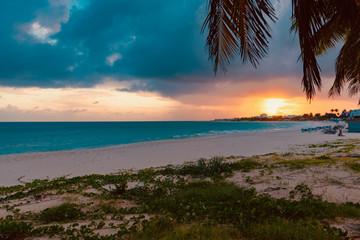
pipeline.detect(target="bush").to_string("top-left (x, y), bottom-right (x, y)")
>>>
top-left (243, 218), bottom-right (344, 240)
top-left (129, 217), bottom-right (242, 240)
top-left (164, 157), bottom-right (261, 179)
top-left (145, 181), bottom-right (360, 225)
top-left (0, 217), bottom-right (32, 240)
top-left (38, 203), bottom-right (84, 223)
top-left (345, 162), bottom-right (360, 172)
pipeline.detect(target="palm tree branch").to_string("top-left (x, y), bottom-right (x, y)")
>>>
top-left (202, 0), bottom-right (276, 74)
top-left (291, 0), bottom-right (327, 101)
top-left (329, 16), bottom-right (360, 99)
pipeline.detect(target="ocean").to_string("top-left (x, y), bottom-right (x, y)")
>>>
top-left (0, 121), bottom-right (315, 155)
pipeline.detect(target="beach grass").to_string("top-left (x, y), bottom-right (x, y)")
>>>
top-left (344, 162), bottom-right (360, 172)
top-left (0, 177), bottom-right (353, 239)
top-left (0, 165), bottom-right (356, 239)
top-left (2, 139), bottom-right (360, 239)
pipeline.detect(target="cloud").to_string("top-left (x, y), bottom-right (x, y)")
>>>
top-left (0, 0), bottom-right (340, 99)
top-left (115, 88), bottom-right (131, 93)
top-left (27, 22), bottom-right (58, 45)
top-left (67, 108), bottom-right (87, 113)
top-left (106, 53), bottom-right (122, 66)
top-left (0, 105), bottom-right (86, 121)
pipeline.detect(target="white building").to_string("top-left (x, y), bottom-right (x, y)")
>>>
top-left (348, 109), bottom-right (360, 118)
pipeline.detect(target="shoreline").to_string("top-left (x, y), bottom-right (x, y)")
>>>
top-left (2, 135), bottom-right (360, 238)
top-left (0, 129), bottom-right (357, 186)
top-left (2, 130), bottom-right (360, 238)
top-left (0, 120), bottom-right (335, 156)
top-left (0, 121), bottom-right (324, 156)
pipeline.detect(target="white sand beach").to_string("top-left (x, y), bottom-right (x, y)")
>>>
top-left (0, 129), bottom-right (358, 186)
top-left (2, 129), bottom-right (360, 238)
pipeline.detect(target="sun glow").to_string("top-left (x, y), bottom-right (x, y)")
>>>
top-left (263, 98), bottom-right (287, 115)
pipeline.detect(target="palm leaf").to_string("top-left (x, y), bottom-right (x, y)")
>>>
top-left (328, 1), bottom-right (360, 101)
top-left (203, 0), bottom-right (360, 103)
top-left (202, 0), bottom-right (276, 74)
top-left (291, 0), bottom-right (327, 101)
top-left (338, 28), bottom-right (360, 97)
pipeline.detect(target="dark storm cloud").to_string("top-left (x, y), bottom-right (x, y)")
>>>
top-left (55, 0), bottom-right (211, 79)
top-left (0, 0), bottom-right (79, 86)
top-left (0, 0), bottom-right (339, 94)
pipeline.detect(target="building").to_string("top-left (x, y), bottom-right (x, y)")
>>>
top-left (348, 120), bottom-right (360, 132)
top-left (348, 109), bottom-right (360, 118)
top-left (340, 109), bottom-right (348, 117)
top-left (347, 109), bottom-right (360, 132)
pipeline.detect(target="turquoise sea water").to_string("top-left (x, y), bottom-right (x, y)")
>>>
top-left (0, 121), bottom-right (314, 155)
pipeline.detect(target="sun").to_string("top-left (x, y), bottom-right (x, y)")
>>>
top-left (263, 98), bottom-right (287, 115)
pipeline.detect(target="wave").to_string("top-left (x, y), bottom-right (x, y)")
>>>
top-left (0, 121), bottom-right (332, 155)
top-left (172, 121), bottom-right (323, 139)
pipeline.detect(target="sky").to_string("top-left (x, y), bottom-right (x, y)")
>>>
top-left (0, 0), bottom-right (359, 121)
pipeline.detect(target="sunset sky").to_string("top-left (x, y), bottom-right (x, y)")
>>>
top-left (0, 0), bottom-right (359, 121)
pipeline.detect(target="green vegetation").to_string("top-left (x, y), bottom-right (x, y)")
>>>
top-left (325, 177), bottom-right (343, 186)
top-left (130, 217), bottom-right (344, 240)
top-left (129, 220), bottom-right (243, 240)
top-left (158, 157), bottom-right (262, 178)
top-left (309, 143), bottom-right (338, 149)
top-left (275, 157), bottom-right (336, 170)
top-left (307, 140), bottom-right (360, 155)
top-left (2, 144), bottom-right (360, 239)
top-left (0, 217), bottom-right (33, 240)
top-left (38, 203), bottom-right (85, 223)
top-left (243, 218), bottom-right (344, 240)
top-left (1, 179), bottom-right (353, 239)
top-left (344, 162), bottom-right (360, 172)
top-left (338, 146), bottom-right (357, 153)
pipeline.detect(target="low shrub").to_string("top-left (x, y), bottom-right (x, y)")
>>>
top-left (129, 217), bottom-right (242, 240)
top-left (345, 162), bottom-right (360, 172)
top-left (243, 218), bottom-right (345, 240)
top-left (38, 203), bottom-right (85, 223)
top-left (0, 217), bottom-right (32, 240)
top-left (145, 181), bottom-right (360, 225)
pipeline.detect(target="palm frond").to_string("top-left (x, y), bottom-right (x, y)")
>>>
top-left (291, 0), bottom-right (327, 101)
top-left (203, 0), bottom-right (360, 104)
top-left (202, 0), bottom-right (239, 73)
top-left (317, 0), bottom-right (358, 55)
top-left (202, 0), bottom-right (276, 74)
top-left (344, 32), bottom-right (360, 96)
top-left (329, 30), bottom-right (360, 99)
top-left (328, 3), bottom-right (360, 100)
top-left (313, 18), bottom-right (347, 56)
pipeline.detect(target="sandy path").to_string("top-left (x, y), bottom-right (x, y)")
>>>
top-left (0, 129), bottom-right (359, 186)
